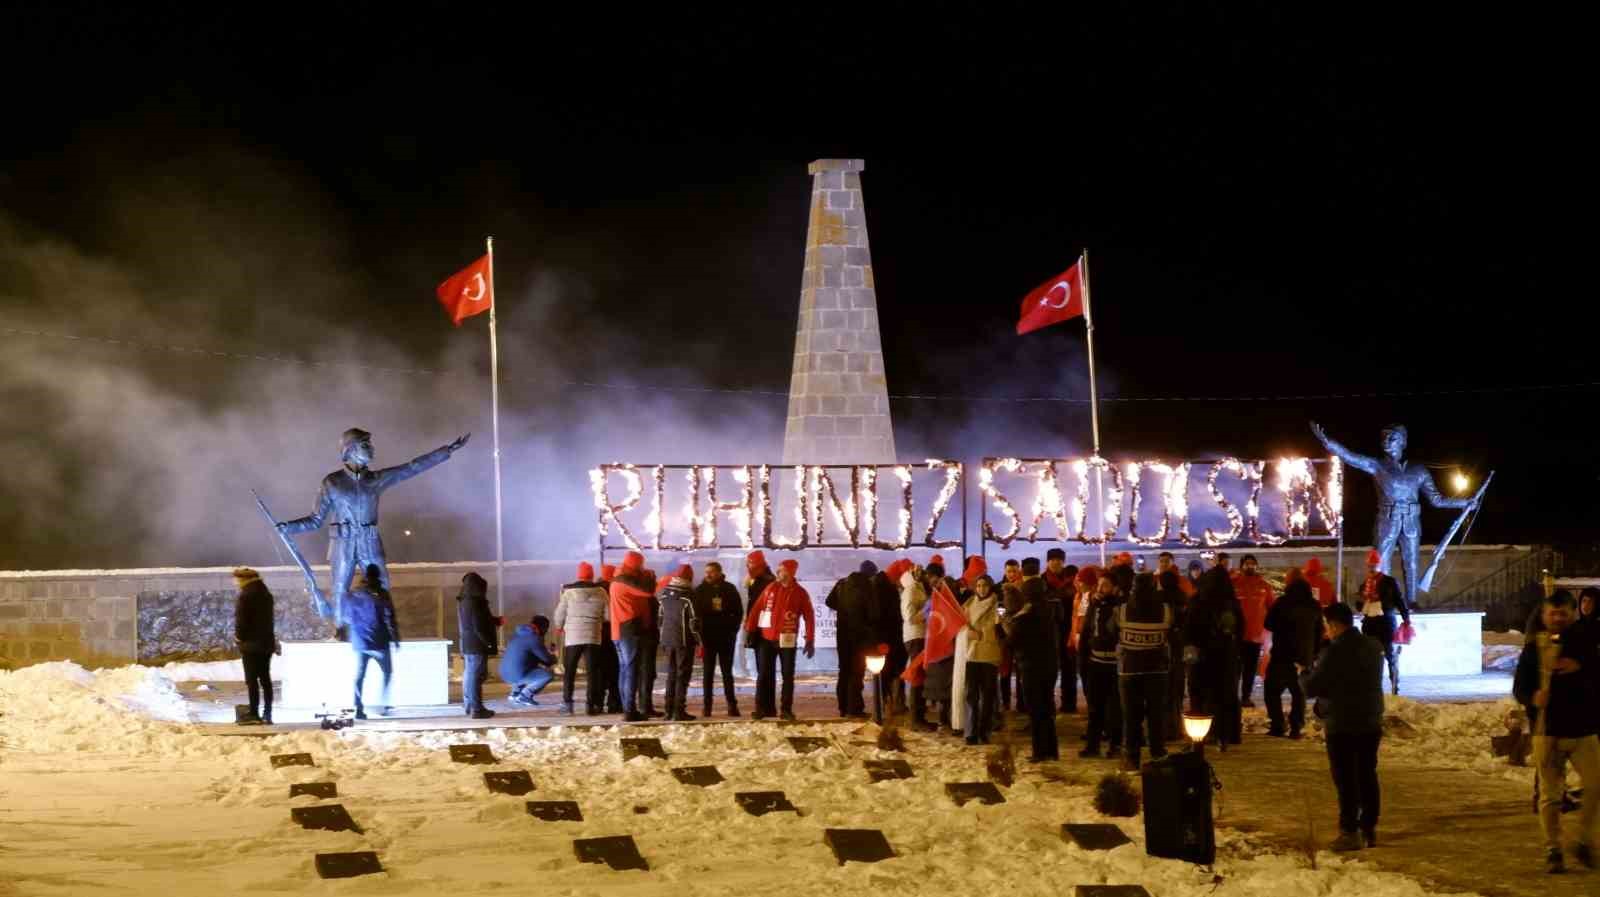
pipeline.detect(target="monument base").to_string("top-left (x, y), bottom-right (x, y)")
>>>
top-left (1389, 611), bottom-right (1484, 676)
top-left (279, 639), bottom-right (450, 708)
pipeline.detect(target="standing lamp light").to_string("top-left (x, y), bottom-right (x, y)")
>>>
top-left (866, 651), bottom-right (887, 724)
top-left (1182, 713), bottom-right (1214, 757)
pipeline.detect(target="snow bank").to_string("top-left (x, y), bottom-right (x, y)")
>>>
top-left (159, 658), bottom-right (245, 681)
top-left (0, 660), bottom-right (202, 754)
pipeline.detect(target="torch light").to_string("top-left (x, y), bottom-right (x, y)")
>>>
top-left (866, 648), bottom-right (888, 724)
top-left (1182, 713), bottom-right (1214, 757)
top-left (1452, 471), bottom-right (1471, 495)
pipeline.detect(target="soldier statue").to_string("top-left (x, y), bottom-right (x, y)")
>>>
top-left (277, 428), bottom-right (469, 625)
top-left (1311, 422), bottom-right (1480, 608)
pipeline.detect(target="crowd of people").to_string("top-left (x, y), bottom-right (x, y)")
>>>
top-left (226, 551), bottom-right (1600, 869)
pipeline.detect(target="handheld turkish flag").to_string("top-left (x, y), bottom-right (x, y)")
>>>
top-left (436, 254), bottom-right (493, 326)
top-left (922, 580), bottom-right (966, 665)
top-left (1015, 258), bottom-right (1085, 335)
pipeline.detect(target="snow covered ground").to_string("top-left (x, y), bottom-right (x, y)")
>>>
top-left (1, 661), bottom-right (1504, 896)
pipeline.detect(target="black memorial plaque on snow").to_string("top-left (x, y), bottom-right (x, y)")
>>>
top-left (620, 737), bottom-right (667, 761)
top-left (1074, 887), bottom-right (1151, 897)
top-left (270, 753), bottom-right (315, 768)
top-left (574, 835), bottom-right (649, 871)
top-left (670, 765), bottom-right (725, 788)
top-left (483, 770), bottom-right (535, 795)
top-left (449, 743), bottom-right (496, 764)
top-left (945, 781), bottom-right (1006, 807)
top-left (291, 804), bottom-right (361, 834)
top-left (289, 782), bottom-right (338, 799)
top-left (863, 758), bottom-right (914, 783)
top-left (788, 736), bottom-right (830, 754)
top-left (526, 800), bottom-right (584, 822)
top-left (823, 828), bottom-right (895, 865)
top-left (735, 791), bottom-right (797, 817)
top-left (1061, 823), bottom-right (1133, 851)
top-left (314, 851), bottom-right (383, 879)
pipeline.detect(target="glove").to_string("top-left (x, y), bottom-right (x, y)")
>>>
top-left (695, 644), bottom-right (705, 659)
top-left (1183, 645), bottom-right (1199, 664)
top-left (803, 643), bottom-right (815, 659)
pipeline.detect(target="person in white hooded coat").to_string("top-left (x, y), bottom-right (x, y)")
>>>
top-left (899, 564), bottom-right (932, 729)
top-left (959, 574), bottom-right (1003, 744)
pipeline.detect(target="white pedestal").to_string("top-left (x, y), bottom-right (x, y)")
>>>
top-left (279, 639), bottom-right (451, 709)
top-left (1388, 611), bottom-right (1483, 676)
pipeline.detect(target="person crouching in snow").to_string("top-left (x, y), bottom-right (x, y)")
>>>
top-left (743, 558), bottom-right (815, 720)
top-left (501, 615), bottom-right (555, 706)
top-left (456, 571), bottom-right (501, 719)
top-left (658, 565), bottom-right (702, 721)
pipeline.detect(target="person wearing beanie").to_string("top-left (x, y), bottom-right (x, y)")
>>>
top-left (657, 565), bottom-right (701, 720)
top-left (999, 559), bottom-right (1024, 713)
top-left (1080, 574), bottom-right (1125, 758)
top-left (962, 574), bottom-right (1004, 744)
top-left (1042, 547), bottom-right (1077, 716)
top-left (346, 564), bottom-right (402, 720)
top-left (742, 550), bottom-right (776, 675)
top-left (594, 563), bottom-right (624, 714)
top-left (1263, 573), bottom-right (1321, 738)
top-left (1233, 554), bottom-right (1276, 709)
top-left (744, 558), bottom-right (815, 720)
top-left (1004, 557), bottom-right (1060, 761)
top-left (1304, 557), bottom-right (1336, 608)
top-left (871, 560), bottom-right (908, 709)
top-left (1186, 566), bottom-right (1244, 746)
top-left (457, 570), bottom-right (500, 719)
top-left (553, 562), bottom-right (609, 714)
top-left (825, 560), bottom-right (883, 718)
top-left (921, 562), bottom-right (959, 734)
top-left (233, 567), bottom-right (279, 725)
top-left (609, 551), bottom-right (657, 721)
top-left (692, 561), bottom-right (744, 717)
top-left (1358, 549), bottom-right (1410, 696)
top-left (959, 555), bottom-right (988, 592)
top-left (501, 614), bottom-right (556, 707)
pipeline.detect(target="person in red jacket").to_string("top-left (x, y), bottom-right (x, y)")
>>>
top-left (609, 551), bottom-right (656, 722)
top-left (743, 558), bottom-right (815, 720)
top-left (1304, 557), bottom-right (1337, 608)
top-left (1232, 554), bottom-right (1277, 708)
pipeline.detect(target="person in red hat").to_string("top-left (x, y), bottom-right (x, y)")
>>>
top-left (1358, 549), bottom-right (1410, 695)
top-left (742, 551), bottom-right (776, 675)
top-left (1304, 557), bottom-right (1337, 608)
top-left (1232, 554), bottom-right (1277, 708)
top-left (552, 562), bottom-right (609, 714)
top-left (595, 563), bottom-right (624, 714)
top-left (609, 551), bottom-right (656, 721)
top-left (743, 558), bottom-right (815, 720)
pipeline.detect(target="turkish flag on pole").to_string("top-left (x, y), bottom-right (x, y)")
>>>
top-left (1015, 258), bottom-right (1085, 335)
top-left (436, 254), bottom-right (493, 326)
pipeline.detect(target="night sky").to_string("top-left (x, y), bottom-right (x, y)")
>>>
top-left (1, 4), bottom-right (1591, 568)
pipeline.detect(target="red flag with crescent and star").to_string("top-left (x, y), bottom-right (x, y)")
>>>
top-left (436, 254), bottom-right (494, 326)
top-left (1015, 258), bottom-right (1084, 335)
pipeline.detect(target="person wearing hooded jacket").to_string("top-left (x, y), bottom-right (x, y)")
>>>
top-left (1357, 549), bottom-right (1410, 696)
top-left (1185, 566), bottom-right (1244, 745)
top-left (962, 574), bottom-right (1003, 744)
top-left (873, 562), bottom-right (907, 710)
top-left (609, 551), bottom-right (656, 722)
top-left (233, 567), bottom-right (279, 725)
top-left (743, 558), bottom-right (815, 720)
top-left (501, 616), bottom-right (555, 705)
top-left (347, 565), bottom-right (402, 719)
top-left (692, 561), bottom-right (743, 718)
top-left (1264, 573), bottom-right (1321, 738)
top-left (553, 562), bottom-right (608, 714)
top-left (1080, 573), bottom-right (1126, 758)
top-left (742, 550), bottom-right (776, 676)
top-left (1042, 548), bottom-right (1077, 715)
top-left (1233, 555), bottom-right (1276, 708)
top-left (457, 571), bottom-right (500, 719)
top-left (895, 559), bottom-right (932, 729)
top-left (1003, 557), bottom-right (1059, 761)
top-left (658, 565), bottom-right (701, 721)
top-left (595, 564), bottom-right (624, 714)
top-left (826, 560), bottom-right (882, 718)
top-left (1304, 557), bottom-right (1337, 608)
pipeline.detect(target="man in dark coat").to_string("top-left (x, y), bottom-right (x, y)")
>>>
top-left (233, 567), bottom-right (279, 725)
top-left (826, 560), bottom-right (882, 718)
top-left (1042, 548), bottom-right (1078, 714)
top-left (1301, 602), bottom-right (1387, 852)
top-left (1005, 557), bottom-right (1060, 762)
top-left (873, 563), bottom-right (907, 710)
top-left (456, 571), bottom-right (500, 719)
top-left (657, 566), bottom-right (701, 721)
top-left (346, 564), bottom-right (402, 719)
top-left (1512, 591), bottom-right (1600, 873)
top-left (500, 616), bottom-right (555, 705)
top-left (692, 561), bottom-right (744, 717)
top-left (1264, 573), bottom-right (1321, 738)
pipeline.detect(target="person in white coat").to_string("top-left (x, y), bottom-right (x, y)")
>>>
top-left (960, 574), bottom-right (1004, 744)
top-left (898, 563), bottom-right (932, 729)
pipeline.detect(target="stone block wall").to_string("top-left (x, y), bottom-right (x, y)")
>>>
top-left (782, 158), bottom-right (897, 465)
top-left (0, 577), bottom-right (137, 669)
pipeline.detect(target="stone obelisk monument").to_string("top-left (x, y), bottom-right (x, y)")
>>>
top-left (781, 159), bottom-right (897, 466)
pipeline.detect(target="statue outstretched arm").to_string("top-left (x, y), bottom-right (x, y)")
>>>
top-left (1309, 422), bottom-right (1378, 475)
top-left (278, 482), bottom-right (333, 534)
top-left (1420, 470), bottom-right (1473, 510)
top-left (373, 433), bottom-right (471, 491)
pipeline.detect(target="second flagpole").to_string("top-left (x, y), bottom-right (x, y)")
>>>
top-left (486, 236), bottom-right (506, 626)
top-left (1081, 248), bottom-right (1106, 567)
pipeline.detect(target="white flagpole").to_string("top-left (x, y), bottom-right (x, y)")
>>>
top-left (486, 236), bottom-right (506, 623)
top-left (1081, 248), bottom-right (1106, 567)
